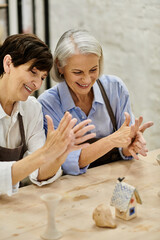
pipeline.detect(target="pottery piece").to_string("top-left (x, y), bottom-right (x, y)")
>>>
top-left (41, 193), bottom-right (62, 240)
top-left (92, 203), bottom-right (117, 228)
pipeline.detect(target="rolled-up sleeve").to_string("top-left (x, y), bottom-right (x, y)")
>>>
top-left (29, 167), bottom-right (63, 186)
top-left (62, 149), bottom-right (88, 175)
top-left (0, 162), bottom-right (19, 196)
top-left (119, 147), bottom-right (133, 160)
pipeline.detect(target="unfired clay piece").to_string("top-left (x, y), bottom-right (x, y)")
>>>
top-left (92, 204), bottom-right (117, 228)
top-left (41, 193), bottom-right (62, 240)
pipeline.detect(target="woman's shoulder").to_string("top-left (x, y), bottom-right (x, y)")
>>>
top-left (38, 84), bottom-right (60, 102)
top-left (25, 96), bottom-right (41, 105)
top-left (20, 96), bottom-right (42, 113)
top-left (99, 74), bottom-right (129, 92)
top-left (99, 74), bottom-right (124, 85)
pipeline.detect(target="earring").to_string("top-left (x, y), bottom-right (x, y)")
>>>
top-left (60, 73), bottom-right (63, 78)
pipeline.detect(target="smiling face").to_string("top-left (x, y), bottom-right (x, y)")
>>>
top-left (59, 53), bottom-right (100, 98)
top-left (7, 59), bottom-right (47, 102)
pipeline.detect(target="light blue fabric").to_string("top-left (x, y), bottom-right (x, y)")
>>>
top-left (38, 75), bottom-right (135, 175)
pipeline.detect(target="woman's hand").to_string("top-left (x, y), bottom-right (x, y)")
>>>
top-left (42, 112), bottom-right (95, 161)
top-left (110, 112), bottom-right (132, 148)
top-left (122, 115), bottom-right (154, 159)
top-left (64, 119), bottom-right (96, 154)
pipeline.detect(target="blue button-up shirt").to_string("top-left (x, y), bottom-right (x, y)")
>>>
top-left (38, 75), bottom-right (134, 175)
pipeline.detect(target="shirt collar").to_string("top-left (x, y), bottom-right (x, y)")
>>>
top-left (92, 80), bottom-right (104, 104)
top-left (58, 81), bottom-right (76, 113)
top-left (58, 79), bottom-right (104, 113)
top-left (0, 101), bottom-right (24, 119)
top-left (0, 104), bottom-right (7, 119)
top-left (12, 101), bottom-right (25, 117)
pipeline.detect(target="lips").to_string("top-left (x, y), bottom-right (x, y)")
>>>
top-left (76, 82), bottom-right (90, 88)
top-left (24, 84), bottom-right (32, 93)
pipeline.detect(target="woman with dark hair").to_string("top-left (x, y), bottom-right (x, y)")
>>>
top-left (0, 33), bottom-right (96, 196)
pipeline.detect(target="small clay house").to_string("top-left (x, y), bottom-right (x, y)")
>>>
top-left (110, 178), bottom-right (142, 220)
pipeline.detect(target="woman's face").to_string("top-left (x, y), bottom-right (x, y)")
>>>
top-left (60, 53), bottom-right (100, 97)
top-left (8, 61), bottom-right (47, 102)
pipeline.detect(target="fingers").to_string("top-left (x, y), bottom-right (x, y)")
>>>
top-left (129, 115), bottom-right (144, 139)
top-left (65, 118), bottom-right (78, 132)
top-left (130, 118), bottom-right (139, 138)
top-left (56, 112), bottom-right (76, 140)
top-left (129, 143), bottom-right (148, 159)
top-left (66, 142), bottom-right (91, 152)
top-left (69, 119), bottom-right (96, 147)
top-left (129, 116), bottom-right (153, 158)
top-left (131, 142), bottom-right (147, 156)
top-left (128, 131), bottom-right (148, 159)
top-left (63, 118), bottom-right (96, 153)
top-left (123, 112), bottom-right (131, 126)
top-left (74, 133), bottom-right (96, 145)
top-left (45, 115), bottom-right (55, 132)
top-left (133, 131), bottom-right (146, 146)
top-left (58, 112), bottom-right (72, 131)
top-left (128, 147), bottom-right (139, 160)
top-left (74, 124), bottom-right (95, 138)
top-left (139, 121), bottom-right (154, 133)
top-left (138, 116), bottom-right (143, 127)
top-left (46, 112), bottom-right (72, 135)
top-left (138, 147), bottom-right (148, 156)
top-left (73, 119), bottom-right (92, 133)
top-left (134, 118), bottom-right (139, 133)
top-left (63, 118), bottom-right (95, 144)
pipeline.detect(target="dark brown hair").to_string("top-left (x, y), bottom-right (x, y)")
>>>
top-left (0, 33), bottom-right (53, 77)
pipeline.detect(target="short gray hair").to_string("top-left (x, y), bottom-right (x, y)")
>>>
top-left (51, 29), bottom-right (104, 82)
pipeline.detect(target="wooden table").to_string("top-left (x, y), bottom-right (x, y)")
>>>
top-left (0, 149), bottom-right (160, 240)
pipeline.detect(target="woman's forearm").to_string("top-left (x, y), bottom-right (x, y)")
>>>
top-left (79, 135), bottom-right (115, 168)
top-left (12, 148), bottom-right (45, 185)
top-left (11, 147), bottom-right (68, 185)
top-left (79, 124), bottom-right (131, 168)
top-left (37, 152), bottom-right (68, 181)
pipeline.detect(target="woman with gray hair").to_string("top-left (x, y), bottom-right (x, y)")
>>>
top-left (38, 29), bottom-right (153, 175)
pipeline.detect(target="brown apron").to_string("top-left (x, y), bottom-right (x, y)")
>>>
top-left (88, 79), bottom-right (122, 168)
top-left (0, 113), bottom-right (31, 186)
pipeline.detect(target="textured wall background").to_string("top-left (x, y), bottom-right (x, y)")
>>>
top-left (0, 0), bottom-right (159, 151)
top-left (49, 0), bottom-right (160, 151)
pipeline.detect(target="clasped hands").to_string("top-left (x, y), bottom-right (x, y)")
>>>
top-left (122, 112), bottom-right (154, 160)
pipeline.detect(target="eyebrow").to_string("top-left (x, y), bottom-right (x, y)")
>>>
top-left (72, 65), bottom-right (98, 71)
top-left (30, 67), bottom-right (48, 76)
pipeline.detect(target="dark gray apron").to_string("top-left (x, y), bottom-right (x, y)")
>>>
top-left (0, 113), bottom-right (31, 186)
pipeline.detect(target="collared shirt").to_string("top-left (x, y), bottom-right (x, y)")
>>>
top-left (38, 75), bottom-right (135, 175)
top-left (0, 96), bottom-right (62, 196)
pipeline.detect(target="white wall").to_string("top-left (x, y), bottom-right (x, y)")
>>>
top-left (0, 0), bottom-right (8, 42)
top-left (49, 0), bottom-right (160, 151)
top-left (0, 0), bottom-right (159, 151)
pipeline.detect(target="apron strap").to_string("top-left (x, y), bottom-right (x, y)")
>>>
top-left (18, 113), bottom-right (27, 152)
top-left (97, 79), bottom-right (117, 132)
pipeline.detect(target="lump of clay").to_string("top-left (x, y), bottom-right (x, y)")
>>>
top-left (92, 203), bottom-right (117, 228)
